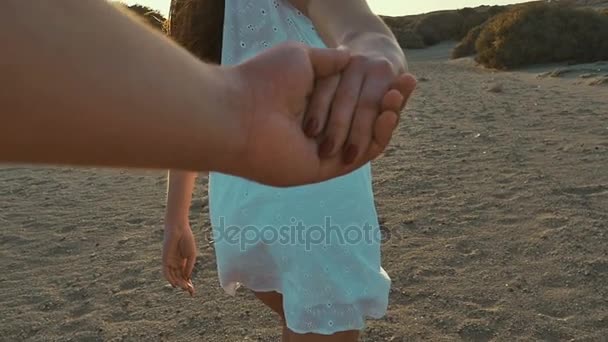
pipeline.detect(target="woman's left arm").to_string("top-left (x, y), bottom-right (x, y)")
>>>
top-left (291, 0), bottom-right (415, 164)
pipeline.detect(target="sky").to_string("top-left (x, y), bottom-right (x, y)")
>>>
top-left (124, 0), bottom-right (533, 17)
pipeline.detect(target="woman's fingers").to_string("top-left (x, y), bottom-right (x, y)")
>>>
top-left (180, 258), bottom-right (194, 296)
top-left (163, 265), bottom-right (176, 288)
top-left (340, 60), bottom-right (394, 164)
top-left (364, 75), bottom-right (416, 161)
top-left (164, 264), bottom-right (180, 288)
top-left (184, 255), bottom-right (196, 284)
top-left (390, 73), bottom-right (417, 113)
top-left (381, 89), bottom-right (405, 115)
top-left (315, 109), bottom-right (398, 184)
top-left (355, 86), bottom-right (409, 164)
top-left (303, 75), bottom-right (341, 137)
top-left (369, 110), bottom-right (399, 158)
top-left (164, 261), bottom-right (195, 296)
top-left (334, 110), bottom-right (398, 171)
top-left (318, 60), bottom-right (365, 158)
top-left (163, 259), bottom-right (187, 292)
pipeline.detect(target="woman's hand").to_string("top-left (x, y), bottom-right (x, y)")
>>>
top-left (303, 49), bottom-right (416, 164)
top-left (290, 0), bottom-right (418, 164)
top-left (162, 223), bottom-right (197, 296)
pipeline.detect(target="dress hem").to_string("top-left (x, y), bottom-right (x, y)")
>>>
top-left (219, 281), bottom-right (390, 335)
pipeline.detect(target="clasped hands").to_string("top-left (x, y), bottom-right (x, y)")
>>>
top-left (223, 41), bottom-right (417, 187)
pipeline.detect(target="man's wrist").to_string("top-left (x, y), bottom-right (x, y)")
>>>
top-left (204, 64), bottom-right (252, 176)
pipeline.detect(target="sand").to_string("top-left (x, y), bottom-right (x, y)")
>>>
top-left (1, 44), bottom-right (607, 341)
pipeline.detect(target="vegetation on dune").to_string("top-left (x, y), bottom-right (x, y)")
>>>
top-left (412, 7), bottom-right (501, 46)
top-left (392, 28), bottom-right (426, 49)
top-left (383, 5), bottom-right (506, 50)
top-left (412, 11), bottom-right (465, 46)
top-left (474, 3), bottom-right (608, 69)
top-left (451, 24), bottom-right (484, 58)
top-left (451, 2), bottom-right (608, 62)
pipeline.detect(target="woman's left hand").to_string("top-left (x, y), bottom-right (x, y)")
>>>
top-left (303, 51), bottom-right (416, 164)
top-left (162, 224), bottom-right (197, 296)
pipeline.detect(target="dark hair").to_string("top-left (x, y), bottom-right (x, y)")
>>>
top-left (168, 0), bottom-right (226, 64)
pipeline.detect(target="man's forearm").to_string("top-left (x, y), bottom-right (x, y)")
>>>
top-left (0, 0), bottom-right (242, 171)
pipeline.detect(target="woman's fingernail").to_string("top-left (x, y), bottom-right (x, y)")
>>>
top-left (343, 144), bottom-right (358, 164)
top-left (305, 118), bottom-right (317, 137)
top-left (319, 138), bottom-right (334, 157)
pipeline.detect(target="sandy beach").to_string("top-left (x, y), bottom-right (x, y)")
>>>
top-left (1, 43), bottom-right (607, 341)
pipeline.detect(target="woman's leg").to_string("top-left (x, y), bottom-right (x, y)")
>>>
top-left (252, 291), bottom-right (360, 342)
top-left (253, 291), bottom-right (290, 341)
top-left (287, 330), bottom-right (360, 342)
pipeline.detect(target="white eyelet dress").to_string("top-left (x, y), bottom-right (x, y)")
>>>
top-left (208, 0), bottom-right (391, 335)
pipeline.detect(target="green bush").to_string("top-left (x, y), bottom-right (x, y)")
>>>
top-left (475, 3), bottom-right (608, 69)
top-left (451, 24), bottom-right (484, 58)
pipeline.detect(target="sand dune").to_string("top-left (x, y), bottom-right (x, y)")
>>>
top-left (1, 45), bottom-right (607, 341)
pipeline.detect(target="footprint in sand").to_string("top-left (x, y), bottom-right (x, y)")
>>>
top-left (457, 320), bottom-right (496, 342)
top-left (535, 212), bottom-right (569, 229)
top-left (560, 184), bottom-right (608, 197)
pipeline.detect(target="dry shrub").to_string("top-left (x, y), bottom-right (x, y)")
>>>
top-left (392, 28), bottom-right (426, 49)
top-left (383, 16), bottom-right (423, 48)
top-left (451, 24), bottom-right (484, 58)
top-left (475, 3), bottom-right (608, 69)
top-left (412, 6), bottom-right (506, 46)
top-left (413, 11), bottom-right (464, 45)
